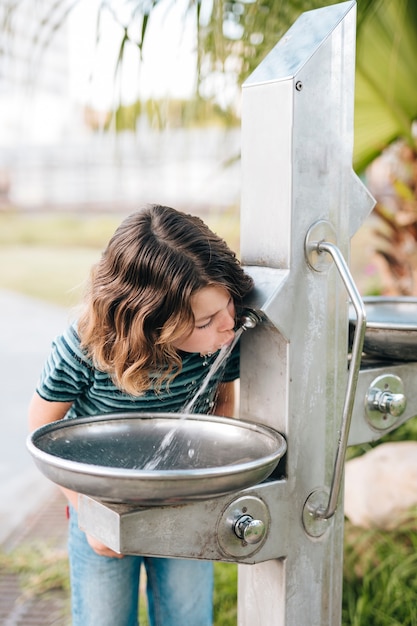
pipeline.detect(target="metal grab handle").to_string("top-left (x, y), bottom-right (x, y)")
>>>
top-left (306, 236), bottom-right (367, 521)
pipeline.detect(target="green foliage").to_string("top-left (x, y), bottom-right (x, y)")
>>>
top-left (0, 542), bottom-right (237, 624)
top-left (139, 597), bottom-right (150, 625)
top-left (0, 245), bottom-right (99, 307)
top-left (354, 0), bottom-right (417, 171)
top-left (343, 516), bottom-right (417, 625)
top-left (214, 562), bottom-right (238, 625)
top-left (0, 541), bottom-right (69, 599)
top-left (197, 0), bottom-right (384, 89)
top-left (200, 0), bottom-right (322, 87)
top-left (0, 211), bottom-right (121, 247)
top-left (198, 0), bottom-right (417, 172)
top-left (102, 0), bottom-right (417, 172)
top-left (5, 528), bottom-right (417, 625)
top-left (346, 415), bottom-right (417, 462)
top-left (115, 97), bottom-right (240, 131)
top-left (0, 212), bottom-right (123, 306)
top-left (115, 100), bottom-right (143, 132)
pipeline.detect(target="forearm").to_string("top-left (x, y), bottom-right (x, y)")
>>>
top-left (214, 381), bottom-right (237, 418)
top-left (29, 392), bottom-right (78, 506)
top-left (28, 392), bottom-right (123, 556)
top-left (60, 487), bottom-right (79, 510)
top-left (28, 392), bottom-right (73, 431)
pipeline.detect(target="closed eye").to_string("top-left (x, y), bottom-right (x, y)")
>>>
top-left (196, 319), bottom-right (213, 330)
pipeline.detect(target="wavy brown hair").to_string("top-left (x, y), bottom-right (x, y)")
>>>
top-left (78, 204), bottom-right (253, 395)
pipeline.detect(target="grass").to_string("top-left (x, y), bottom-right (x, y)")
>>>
top-left (5, 521), bottom-right (417, 625)
top-left (0, 211), bottom-right (121, 307)
top-left (0, 542), bottom-right (70, 599)
top-left (0, 245), bottom-right (100, 306)
top-left (0, 540), bottom-right (236, 624)
top-left (3, 210), bottom-right (417, 625)
top-left (214, 563), bottom-right (238, 625)
top-left (343, 516), bottom-right (417, 626)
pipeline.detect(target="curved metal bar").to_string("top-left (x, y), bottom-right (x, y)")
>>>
top-left (312, 240), bottom-right (367, 520)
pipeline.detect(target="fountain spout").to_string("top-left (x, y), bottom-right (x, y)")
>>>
top-left (239, 308), bottom-right (264, 330)
top-left (183, 310), bottom-right (261, 414)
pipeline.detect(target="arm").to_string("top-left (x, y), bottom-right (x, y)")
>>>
top-left (28, 391), bottom-right (73, 430)
top-left (29, 392), bottom-right (78, 509)
top-left (28, 392), bottom-right (123, 558)
top-left (214, 381), bottom-right (237, 418)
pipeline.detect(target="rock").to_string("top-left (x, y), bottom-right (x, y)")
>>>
top-left (344, 441), bottom-right (417, 530)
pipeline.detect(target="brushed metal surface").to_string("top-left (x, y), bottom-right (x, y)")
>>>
top-left (27, 412), bottom-right (286, 504)
top-left (349, 297), bottom-right (417, 360)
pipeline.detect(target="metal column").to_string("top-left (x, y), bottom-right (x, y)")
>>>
top-left (238, 2), bottom-right (374, 623)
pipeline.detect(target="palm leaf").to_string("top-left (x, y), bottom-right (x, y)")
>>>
top-left (354, 0), bottom-right (417, 171)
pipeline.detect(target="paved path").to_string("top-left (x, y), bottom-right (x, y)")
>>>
top-left (0, 290), bottom-right (70, 544)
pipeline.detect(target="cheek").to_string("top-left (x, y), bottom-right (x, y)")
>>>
top-left (174, 329), bottom-right (204, 352)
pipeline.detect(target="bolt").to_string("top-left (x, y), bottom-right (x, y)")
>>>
top-left (295, 81), bottom-right (303, 91)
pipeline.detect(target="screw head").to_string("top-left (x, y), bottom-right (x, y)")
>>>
top-left (295, 81), bottom-right (303, 91)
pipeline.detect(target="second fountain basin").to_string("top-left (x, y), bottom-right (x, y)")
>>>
top-left (349, 296), bottom-right (417, 361)
top-left (27, 412), bottom-right (286, 505)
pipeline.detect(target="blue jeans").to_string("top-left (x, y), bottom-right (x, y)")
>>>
top-left (68, 507), bottom-right (213, 626)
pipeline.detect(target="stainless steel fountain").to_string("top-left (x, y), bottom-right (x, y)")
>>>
top-left (27, 2), bottom-right (417, 624)
top-left (28, 411), bottom-right (286, 504)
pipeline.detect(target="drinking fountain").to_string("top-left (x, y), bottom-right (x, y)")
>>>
top-left (28, 2), bottom-right (417, 623)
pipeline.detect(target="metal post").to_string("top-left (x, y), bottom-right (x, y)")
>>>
top-left (238, 2), bottom-right (374, 623)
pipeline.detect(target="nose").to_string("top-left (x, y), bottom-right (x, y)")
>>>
top-left (217, 308), bottom-right (235, 332)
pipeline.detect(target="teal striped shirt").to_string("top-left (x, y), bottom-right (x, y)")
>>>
top-left (36, 324), bottom-right (240, 419)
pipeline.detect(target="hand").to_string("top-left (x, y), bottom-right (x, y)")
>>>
top-left (86, 533), bottom-right (125, 559)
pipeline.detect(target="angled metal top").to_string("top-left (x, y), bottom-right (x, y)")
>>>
top-left (244, 0), bottom-right (356, 86)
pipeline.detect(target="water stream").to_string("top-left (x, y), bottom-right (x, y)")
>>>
top-left (183, 325), bottom-right (245, 414)
top-left (143, 319), bottom-right (255, 470)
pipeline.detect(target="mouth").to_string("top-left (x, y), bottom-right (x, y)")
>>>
top-left (219, 334), bottom-right (235, 350)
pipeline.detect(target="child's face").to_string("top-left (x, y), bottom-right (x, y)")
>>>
top-left (174, 285), bottom-right (236, 355)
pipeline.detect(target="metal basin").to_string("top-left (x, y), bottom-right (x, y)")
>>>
top-left (349, 296), bottom-right (417, 361)
top-left (27, 412), bottom-right (286, 505)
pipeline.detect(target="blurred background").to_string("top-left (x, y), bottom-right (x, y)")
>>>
top-left (1, 2), bottom-right (417, 625)
top-left (1, 0), bottom-right (417, 308)
top-left (0, 0), bottom-right (244, 309)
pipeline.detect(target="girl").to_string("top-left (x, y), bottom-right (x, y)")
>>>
top-left (28, 204), bottom-right (253, 626)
